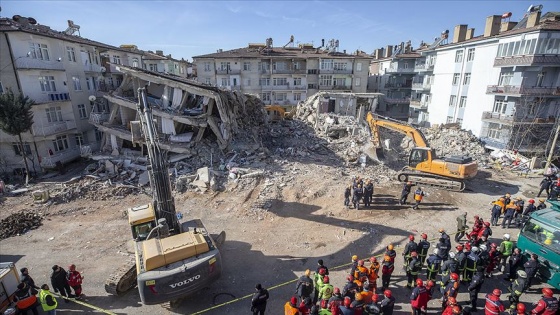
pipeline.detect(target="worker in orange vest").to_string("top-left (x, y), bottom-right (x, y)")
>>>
top-left (284, 296), bottom-right (300, 315)
top-left (367, 256), bottom-right (380, 292)
top-left (412, 187), bottom-right (425, 210)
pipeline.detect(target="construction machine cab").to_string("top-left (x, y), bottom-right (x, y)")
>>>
top-left (409, 148), bottom-right (435, 168)
top-left (129, 204), bottom-right (157, 241)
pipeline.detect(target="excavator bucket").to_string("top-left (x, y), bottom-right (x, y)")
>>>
top-left (362, 142), bottom-right (385, 163)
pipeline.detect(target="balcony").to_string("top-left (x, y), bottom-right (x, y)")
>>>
top-left (89, 112), bottom-right (110, 124)
top-left (216, 69), bottom-right (241, 75)
top-left (334, 69), bottom-right (353, 74)
top-left (272, 69), bottom-right (292, 74)
top-left (32, 120), bottom-right (77, 137)
top-left (384, 97), bottom-right (411, 104)
top-left (271, 84), bottom-right (290, 90)
top-left (412, 82), bottom-right (432, 90)
top-left (486, 85), bottom-right (560, 96)
top-left (292, 85), bottom-right (306, 90)
top-left (385, 83), bottom-right (412, 89)
top-left (40, 147), bottom-right (80, 168)
top-left (332, 85), bottom-right (351, 90)
top-left (15, 58), bottom-right (65, 71)
top-left (83, 63), bottom-right (104, 72)
top-left (385, 68), bottom-right (416, 74)
top-left (409, 99), bottom-right (429, 109)
top-left (481, 111), bottom-right (557, 125)
top-left (493, 55), bottom-right (560, 67)
top-left (33, 92), bottom-right (71, 104)
top-left (414, 64), bottom-right (434, 72)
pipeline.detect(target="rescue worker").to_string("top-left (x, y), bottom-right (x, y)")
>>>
top-left (367, 257), bottom-right (380, 292)
top-left (353, 184), bottom-right (363, 210)
top-left (485, 289), bottom-right (505, 315)
top-left (295, 269), bottom-right (314, 302)
top-left (442, 296), bottom-right (458, 315)
top-left (418, 233), bottom-right (430, 266)
top-left (13, 282), bottom-right (39, 315)
top-left (402, 235), bottom-right (418, 267)
top-left (436, 237), bottom-right (451, 261)
top-left (328, 288), bottom-right (343, 310)
top-left (485, 243), bottom-right (501, 278)
top-left (516, 303), bottom-right (528, 315)
top-left (505, 248), bottom-right (523, 282)
top-left (50, 265), bottom-right (73, 302)
top-left (469, 215), bottom-right (484, 241)
top-left (467, 267), bottom-right (485, 312)
top-left (514, 197), bottom-right (525, 225)
top-left (456, 212), bottom-right (468, 242)
top-left (364, 293), bottom-right (381, 315)
top-left (385, 245), bottom-right (396, 263)
top-left (399, 181), bottom-right (414, 205)
top-left (490, 200), bottom-right (503, 226)
top-left (537, 177), bottom-right (552, 199)
top-left (299, 297), bottom-right (313, 315)
top-left (456, 244), bottom-right (467, 280)
top-left (502, 201), bottom-right (517, 228)
top-left (317, 259), bottom-right (330, 275)
top-left (549, 180), bottom-right (560, 200)
top-left (314, 267), bottom-right (327, 304)
top-left (410, 279), bottom-right (428, 315)
top-left (319, 276), bottom-right (334, 305)
top-left (504, 193), bottom-right (512, 207)
top-left (67, 264), bottom-right (83, 299)
top-left (480, 222), bottom-right (493, 241)
top-left (478, 244), bottom-right (491, 275)
top-left (451, 305), bottom-right (463, 315)
top-left (20, 267), bottom-right (39, 290)
top-left (350, 293), bottom-right (365, 315)
top-left (530, 287), bottom-right (558, 315)
top-left (364, 180), bottom-right (374, 208)
top-left (339, 297), bottom-right (354, 315)
top-left (463, 246), bottom-right (480, 283)
top-left (426, 248), bottom-right (442, 282)
top-left (349, 255), bottom-right (359, 277)
top-left (284, 296), bottom-right (300, 315)
top-left (523, 254), bottom-right (539, 290)
top-left (406, 251), bottom-right (421, 289)
top-left (251, 283), bottom-right (270, 315)
top-left (342, 275), bottom-right (358, 301)
top-left (508, 270), bottom-right (527, 313)
top-left (381, 255), bottom-right (394, 291)
top-left (426, 279), bottom-right (436, 301)
top-left (380, 289), bottom-right (395, 315)
top-left (499, 234), bottom-right (513, 272)
top-left (439, 228), bottom-right (452, 256)
top-left (359, 286), bottom-right (373, 305)
top-left (440, 252), bottom-right (458, 288)
top-left (353, 260), bottom-right (369, 291)
top-left (523, 199), bottom-right (537, 216)
top-left (442, 273), bottom-right (460, 310)
top-left (344, 186), bottom-right (352, 209)
top-left (412, 187), bottom-right (425, 210)
top-left (536, 199), bottom-right (547, 210)
top-left (38, 284), bottom-right (57, 315)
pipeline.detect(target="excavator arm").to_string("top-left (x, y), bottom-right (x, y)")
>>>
top-left (366, 112), bottom-right (428, 148)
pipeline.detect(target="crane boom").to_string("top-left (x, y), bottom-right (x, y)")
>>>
top-left (366, 112), bottom-right (428, 148)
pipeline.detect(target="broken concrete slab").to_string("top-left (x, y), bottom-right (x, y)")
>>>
top-left (138, 171), bottom-right (150, 186)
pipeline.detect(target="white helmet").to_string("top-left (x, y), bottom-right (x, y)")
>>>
top-left (449, 252), bottom-right (456, 259)
top-left (503, 234), bottom-right (511, 241)
top-left (479, 244), bottom-right (487, 251)
top-left (471, 246), bottom-right (479, 253)
top-left (433, 249), bottom-right (439, 255)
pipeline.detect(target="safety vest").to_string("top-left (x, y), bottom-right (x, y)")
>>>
top-left (39, 289), bottom-right (57, 312)
top-left (284, 302), bottom-right (299, 315)
top-left (485, 295), bottom-right (504, 315)
top-left (16, 290), bottom-right (37, 310)
top-left (414, 190), bottom-right (423, 201)
top-left (501, 240), bottom-right (513, 256)
top-left (541, 297), bottom-right (559, 315)
top-left (319, 284), bottom-right (334, 300)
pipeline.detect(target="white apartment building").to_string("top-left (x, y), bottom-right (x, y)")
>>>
top-left (0, 16), bottom-right (142, 174)
top-left (192, 38), bottom-right (372, 108)
top-left (411, 9), bottom-right (560, 155)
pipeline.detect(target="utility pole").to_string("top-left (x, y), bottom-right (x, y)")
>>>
top-left (544, 123), bottom-right (560, 173)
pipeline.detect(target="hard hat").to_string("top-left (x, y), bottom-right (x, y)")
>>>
top-left (347, 275), bottom-right (354, 282)
top-left (344, 297), bottom-right (351, 307)
top-left (499, 197), bottom-right (505, 201)
top-left (439, 228), bottom-right (445, 233)
top-left (448, 296), bottom-right (457, 305)
top-left (334, 287), bottom-right (341, 294)
top-left (471, 246), bottom-right (479, 253)
top-left (479, 244), bottom-right (487, 251)
top-left (452, 305), bottom-right (462, 315)
top-left (465, 243), bottom-right (471, 250)
top-left (384, 289), bottom-right (392, 298)
top-left (355, 292), bottom-right (363, 301)
top-left (416, 278), bottom-right (423, 286)
top-left (528, 199), bottom-right (535, 204)
top-left (484, 221), bottom-right (491, 227)
top-left (388, 244), bottom-right (394, 251)
top-left (517, 270), bottom-right (527, 279)
top-left (411, 251), bottom-right (418, 257)
top-left (516, 197), bottom-right (522, 201)
top-left (542, 287), bottom-right (554, 297)
top-left (321, 299), bottom-right (328, 309)
top-left (421, 233), bottom-right (427, 239)
top-left (370, 256), bottom-right (377, 262)
top-left (456, 244), bottom-right (464, 251)
top-left (491, 243), bottom-right (498, 248)
top-left (352, 255), bottom-right (358, 261)
top-left (319, 268), bottom-right (327, 276)
top-left (450, 273), bottom-right (459, 281)
top-left (433, 248), bottom-right (439, 255)
top-left (68, 264), bottom-right (76, 271)
top-left (323, 276), bottom-right (330, 283)
top-left (503, 234), bottom-right (511, 240)
top-left (539, 198), bottom-right (545, 203)
top-left (427, 280), bottom-right (435, 287)
top-left (449, 252), bottom-right (456, 259)
top-left (290, 296), bottom-right (298, 305)
top-left (517, 303), bottom-right (526, 313)
top-left (358, 260), bottom-right (364, 266)
top-left (506, 193), bottom-right (511, 197)
top-left (409, 234), bottom-right (415, 241)
top-left (544, 238), bottom-right (552, 245)
top-left (492, 289), bottom-right (502, 297)
top-left (372, 293), bottom-right (379, 302)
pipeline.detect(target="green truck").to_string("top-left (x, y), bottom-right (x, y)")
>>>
top-left (517, 200), bottom-right (560, 289)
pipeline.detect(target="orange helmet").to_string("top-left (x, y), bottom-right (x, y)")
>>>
top-left (384, 256), bottom-right (391, 262)
top-left (416, 278), bottom-right (423, 286)
top-left (517, 303), bottom-right (526, 313)
top-left (355, 292), bottom-right (363, 301)
top-left (542, 287), bottom-right (553, 297)
top-left (387, 244), bottom-right (394, 251)
top-left (344, 297), bottom-right (351, 307)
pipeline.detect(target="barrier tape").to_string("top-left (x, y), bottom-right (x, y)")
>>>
top-left (190, 228), bottom-right (471, 314)
top-left (52, 292), bottom-right (117, 315)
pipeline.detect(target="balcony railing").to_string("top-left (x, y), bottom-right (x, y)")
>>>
top-left (83, 63), bottom-right (104, 72)
top-left (33, 92), bottom-right (71, 104)
top-left (332, 85), bottom-right (352, 90)
top-left (15, 58), bottom-right (65, 71)
top-left (385, 83), bottom-right (412, 88)
top-left (486, 85), bottom-right (560, 96)
top-left (272, 69), bottom-right (292, 74)
top-left (481, 111), bottom-right (514, 122)
top-left (414, 64), bottom-right (434, 71)
top-left (216, 69), bottom-right (241, 75)
top-left (493, 55), bottom-right (560, 67)
top-left (32, 120), bottom-right (77, 137)
top-left (292, 85), bottom-right (306, 90)
top-left (385, 68), bottom-right (416, 74)
top-left (384, 97), bottom-right (411, 104)
top-left (40, 147), bottom-right (80, 168)
top-left (481, 111), bottom-right (557, 124)
top-left (271, 84), bottom-right (290, 90)
top-left (409, 99), bottom-right (429, 109)
top-left (89, 112), bottom-right (110, 124)
top-left (412, 82), bottom-right (432, 90)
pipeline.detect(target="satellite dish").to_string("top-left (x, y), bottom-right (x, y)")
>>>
top-left (28, 17), bottom-right (37, 25)
top-left (100, 66), bottom-right (106, 73)
top-left (88, 95), bottom-right (96, 102)
top-left (12, 15), bottom-right (21, 21)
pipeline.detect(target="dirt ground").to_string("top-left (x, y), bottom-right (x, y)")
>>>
top-left (0, 156), bottom-right (556, 315)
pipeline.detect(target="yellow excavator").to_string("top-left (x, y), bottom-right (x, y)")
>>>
top-left (365, 112), bottom-right (478, 191)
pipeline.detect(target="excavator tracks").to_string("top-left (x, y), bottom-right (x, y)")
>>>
top-left (105, 256), bottom-right (137, 296)
top-left (397, 169), bottom-right (466, 192)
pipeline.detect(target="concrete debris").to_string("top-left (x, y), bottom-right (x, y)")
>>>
top-left (0, 210), bottom-right (43, 240)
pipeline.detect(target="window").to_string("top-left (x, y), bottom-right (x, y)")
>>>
top-left (536, 72), bottom-right (546, 87)
top-left (245, 79), bottom-right (251, 86)
top-left (293, 61), bottom-right (301, 70)
top-left (261, 92), bottom-right (271, 101)
top-left (220, 78), bottom-right (230, 86)
top-left (456, 118), bottom-right (463, 124)
top-left (294, 93), bottom-right (302, 101)
top-left (53, 135), bottom-right (69, 152)
top-left (493, 100), bottom-right (507, 114)
top-left (220, 62), bottom-right (230, 71)
top-left (355, 77), bottom-right (361, 86)
top-left (498, 72), bottom-right (514, 86)
top-left (455, 50), bottom-right (464, 63)
top-left (46, 106), bottom-right (63, 123)
top-left (72, 76), bottom-right (82, 91)
top-left (293, 78), bottom-right (302, 86)
top-left (66, 47), bottom-right (76, 62)
top-left (333, 78), bottom-right (346, 86)
top-left (463, 73), bottom-right (471, 85)
top-left (77, 104), bottom-right (88, 119)
top-left (459, 96), bottom-right (467, 108)
top-left (273, 62), bottom-right (287, 70)
top-left (204, 78), bottom-right (211, 85)
top-left (449, 95), bottom-right (457, 107)
top-left (273, 78), bottom-right (288, 86)
top-left (259, 78), bottom-right (270, 86)
top-left (467, 48), bottom-right (475, 62)
top-left (12, 142), bottom-right (31, 156)
top-left (95, 128), bottom-right (103, 141)
top-left (356, 62), bottom-right (362, 71)
top-left (319, 75), bottom-right (332, 86)
top-left (75, 134), bottom-right (84, 146)
top-left (204, 62), bottom-right (211, 71)
top-left (274, 92), bottom-right (287, 101)
top-left (149, 64), bottom-right (157, 72)
top-left (112, 55), bottom-right (121, 65)
top-left (334, 62), bottom-right (347, 70)
top-left (29, 43), bottom-right (49, 60)
top-left (243, 62), bottom-right (251, 71)
top-left (521, 221), bottom-right (560, 253)
top-left (320, 59), bottom-right (333, 70)
top-left (446, 116), bottom-right (454, 123)
top-left (452, 73), bottom-right (460, 85)
top-left (38, 76), bottom-right (56, 92)
top-left (258, 62), bottom-right (270, 71)
top-left (487, 128), bottom-right (500, 139)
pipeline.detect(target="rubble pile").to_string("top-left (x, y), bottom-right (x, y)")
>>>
top-left (0, 210), bottom-right (43, 240)
top-left (50, 176), bottom-right (140, 203)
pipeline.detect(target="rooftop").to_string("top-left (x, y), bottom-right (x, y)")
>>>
top-left (193, 46), bottom-right (372, 60)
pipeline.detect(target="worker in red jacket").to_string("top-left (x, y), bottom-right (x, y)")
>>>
top-left (67, 264), bottom-right (84, 299)
top-left (410, 279), bottom-right (428, 315)
top-left (485, 289), bottom-right (505, 315)
top-left (531, 288), bottom-right (558, 315)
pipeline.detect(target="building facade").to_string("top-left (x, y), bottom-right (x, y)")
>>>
top-left (192, 39), bottom-right (372, 108)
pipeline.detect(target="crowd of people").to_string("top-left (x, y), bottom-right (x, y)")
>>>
top-left (344, 177), bottom-right (428, 211)
top-left (9, 264), bottom-right (84, 315)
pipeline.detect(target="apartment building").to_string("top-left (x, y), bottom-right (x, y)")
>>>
top-left (192, 38), bottom-right (372, 108)
top-left (368, 42), bottom-right (420, 120)
top-left (119, 46), bottom-right (194, 79)
top-left (409, 8), bottom-right (560, 155)
top-left (0, 16), bottom-right (142, 174)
